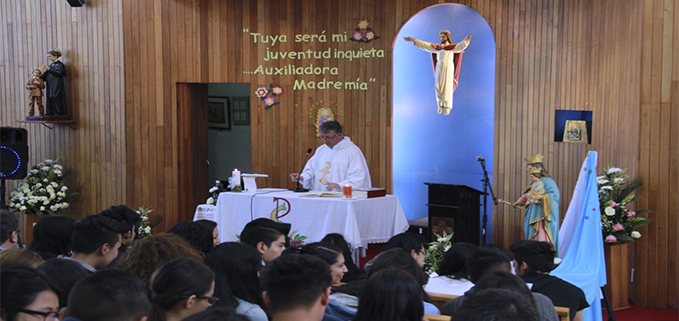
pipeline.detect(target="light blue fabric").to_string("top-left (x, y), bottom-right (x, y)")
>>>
top-left (523, 177), bottom-right (560, 251)
top-left (424, 301), bottom-right (440, 315)
top-left (323, 300), bottom-right (356, 321)
top-left (552, 151), bottom-right (606, 321)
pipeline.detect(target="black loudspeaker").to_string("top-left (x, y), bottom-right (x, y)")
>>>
top-left (65, 0), bottom-right (85, 7)
top-left (1, 127), bottom-right (29, 179)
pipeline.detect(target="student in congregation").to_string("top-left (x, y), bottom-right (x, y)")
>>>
top-left (62, 269), bottom-right (151, 321)
top-left (0, 209), bottom-right (20, 251)
top-left (289, 120), bottom-right (372, 191)
top-left (28, 215), bottom-right (76, 260)
top-left (97, 205), bottom-right (143, 267)
top-left (240, 226), bottom-right (287, 264)
top-left (0, 266), bottom-right (60, 321)
top-left (320, 233), bottom-right (360, 282)
top-left (440, 245), bottom-right (559, 321)
top-left (362, 232), bottom-right (428, 274)
top-left (167, 221), bottom-right (215, 255)
top-left (353, 269), bottom-right (427, 321)
top-left (37, 258), bottom-right (90, 319)
top-left (195, 219), bottom-right (220, 247)
top-left (60, 215), bottom-right (126, 272)
top-left (424, 242), bottom-right (476, 296)
top-left (0, 248), bottom-right (44, 268)
top-left (204, 242), bottom-right (269, 321)
top-left (510, 240), bottom-right (589, 321)
top-left (148, 258), bottom-right (217, 321)
top-left (455, 288), bottom-right (539, 321)
top-left (261, 254), bottom-right (332, 321)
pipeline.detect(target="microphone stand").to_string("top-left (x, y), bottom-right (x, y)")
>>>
top-left (293, 149), bottom-right (312, 192)
top-left (478, 158), bottom-right (497, 245)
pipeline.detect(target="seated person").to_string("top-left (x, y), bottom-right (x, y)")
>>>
top-left (321, 233), bottom-right (360, 282)
top-left (424, 242), bottom-right (476, 296)
top-left (62, 215), bottom-right (126, 272)
top-left (456, 288), bottom-right (539, 321)
top-left (242, 218), bottom-right (292, 247)
top-left (240, 226), bottom-right (286, 264)
top-left (0, 248), bottom-right (44, 268)
top-left (510, 240), bottom-right (589, 321)
top-left (167, 221), bottom-right (215, 255)
top-left (353, 269), bottom-right (425, 321)
top-left (29, 215), bottom-right (76, 260)
top-left (363, 232), bottom-right (427, 273)
top-left (117, 233), bottom-right (203, 284)
top-left (37, 258), bottom-right (90, 319)
top-left (97, 205), bottom-right (142, 267)
top-left (261, 254), bottom-right (332, 321)
top-left (149, 259), bottom-right (216, 321)
top-left (64, 269), bottom-right (150, 321)
top-left (441, 245), bottom-right (558, 321)
top-left (0, 266), bottom-right (60, 321)
top-left (195, 219), bottom-right (220, 247)
top-left (0, 209), bottom-right (19, 250)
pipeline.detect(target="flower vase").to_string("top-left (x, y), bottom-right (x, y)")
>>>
top-left (21, 211), bottom-right (42, 246)
top-left (604, 242), bottom-right (631, 310)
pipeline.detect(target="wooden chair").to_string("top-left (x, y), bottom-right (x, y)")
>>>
top-left (554, 306), bottom-right (569, 321)
top-left (427, 292), bottom-right (459, 311)
top-left (424, 313), bottom-right (452, 321)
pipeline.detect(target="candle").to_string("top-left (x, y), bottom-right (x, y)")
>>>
top-left (343, 185), bottom-right (352, 198)
top-left (232, 168), bottom-right (241, 186)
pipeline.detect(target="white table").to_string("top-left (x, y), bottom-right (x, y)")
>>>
top-left (193, 188), bottom-right (409, 249)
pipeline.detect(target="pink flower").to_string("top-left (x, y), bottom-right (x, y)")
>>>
top-left (357, 20), bottom-right (370, 30)
top-left (352, 31), bottom-right (363, 40)
top-left (365, 30), bottom-right (376, 41)
top-left (605, 235), bottom-right (617, 243)
top-left (255, 87), bottom-right (268, 98)
top-left (612, 224), bottom-right (624, 231)
top-left (627, 211), bottom-right (636, 217)
top-left (271, 85), bottom-right (284, 95)
top-left (263, 96), bottom-right (276, 106)
top-left (610, 201), bottom-right (617, 208)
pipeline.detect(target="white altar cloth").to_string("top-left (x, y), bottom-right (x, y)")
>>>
top-left (194, 189), bottom-right (409, 249)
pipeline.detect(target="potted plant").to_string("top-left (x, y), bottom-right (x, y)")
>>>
top-left (598, 167), bottom-right (652, 244)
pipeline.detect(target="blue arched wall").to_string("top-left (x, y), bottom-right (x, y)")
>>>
top-left (393, 4), bottom-right (495, 243)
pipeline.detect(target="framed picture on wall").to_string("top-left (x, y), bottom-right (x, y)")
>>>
top-left (208, 97), bottom-right (230, 129)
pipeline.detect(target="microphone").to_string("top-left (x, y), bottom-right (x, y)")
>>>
top-left (293, 148), bottom-right (313, 192)
top-left (476, 156), bottom-right (485, 162)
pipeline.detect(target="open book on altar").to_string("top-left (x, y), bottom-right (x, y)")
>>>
top-left (298, 192), bottom-right (343, 198)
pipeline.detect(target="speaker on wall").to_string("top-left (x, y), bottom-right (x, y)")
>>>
top-left (1, 127), bottom-right (29, 180)
top-left (65, 0), bottom-right (85, 7)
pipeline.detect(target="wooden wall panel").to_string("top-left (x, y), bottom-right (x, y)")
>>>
top-left (2, 0), bottom-right (676, 309)
top-left (1, 0), bottom-right (126, 224)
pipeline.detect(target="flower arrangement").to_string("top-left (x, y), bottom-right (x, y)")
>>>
top-left (9, 158), bottom-right (78, 215)
top-left (349, 19), bottom-right (380, 43)
top-left (255, 84), bottom-right (284, 109)
top-left (598, 167), bottom-right (652, 244)
top-left (136, 206), bottom-right (163, 239)
top-left (206, 185), bottom-right (220, 205)
top-left (423, 231), bottom-right (453, 274)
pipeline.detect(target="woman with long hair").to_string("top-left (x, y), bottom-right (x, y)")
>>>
top-left (353, 269), bottom-right (425, 321)
top-left (300, 242), bottom-right (348, 285)
top-left (148, 258), bottom-right (217, 321)
top-left (28, 215), bottom-right (76, 260)
top-left (321, 233), bottom-right (360, 282)
top-left (424, 242), bottom-right (476, 296)
top-left (0, 266), bottom-right (59, 321)
top-left (204, 242), bottom-right (268, 321)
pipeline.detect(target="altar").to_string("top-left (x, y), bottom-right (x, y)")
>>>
top-left (193, 188), bottom-right (409, 249)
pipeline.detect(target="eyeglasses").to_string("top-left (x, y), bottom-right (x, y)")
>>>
top-left (319, 134), bottom-right (338, 141)
top-left (15, 309), bottom-right (59, 321)
top-left (196, 294), bottom-right (220, 305)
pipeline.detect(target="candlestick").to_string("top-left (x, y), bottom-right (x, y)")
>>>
top-left (232, 169), bottom-right (241, 186)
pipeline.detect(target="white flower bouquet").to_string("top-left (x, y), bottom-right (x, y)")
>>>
top-left (9, 158), bottom-right (78, 215)
top-left (136, 206), bottom-right (162, 239)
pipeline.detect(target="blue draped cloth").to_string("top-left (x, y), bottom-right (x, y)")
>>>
top-left (552, 151), bottom-right (606, 321)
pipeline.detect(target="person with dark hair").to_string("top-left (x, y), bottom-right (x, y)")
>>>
top-left (441, 247), bottom-right (559, 321)
top-left (40, 48), bottom-right (67, 115)
top-left (0, 209), bottom-right (20, 250)
top-left (37, 258), bottom-right (90, 314)
top-left (0, 248), bottom-right (44, 268)
top-left (424, 242), bottom-right (476, 296)
top-left (29, 215), bottom-right (76, 260)
top-left (240, 226), bottom-right (286, 264)
top-left (241, 217), bottom-right (291, 247)
top-left (117, 233), bottom-right (203, 285)
top-left (455, 288), bottom-right (539, 321)
top-left (262, 254), bottom-right (332, 321)
top-left (510, 240), bottom-right (589, 321)
top-left (289, 120), bottom-right (372, 191)
top-left (0, 266), bottom-right (60, 321)
top-left (149, 258), bottom-right (216, 321)
top-left (363, 232), bottom-right (427, 273)
top-left (168, 221), bottom-right (215, 255)
top-left (64, 269), bottom-right (151, 321)
top-left (63, 215), bottom-right (126, 272)
top-left (204, 242), bottom-right (268, 321)
top-left (300, 242), bottom-right (348, 285)
top-left (320, 233), bottom-right (360, 282)
top-left (180, 307), bottom-right (249, 321)
top-left (353, 269), bottom-right (425, 321)
top-left (98, 205), bottom-right (142, 267)
top-left (194, 219), bottom-right (220, 247)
